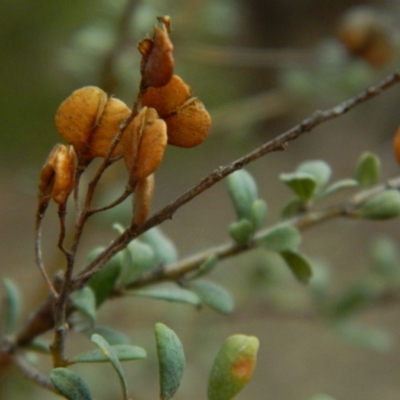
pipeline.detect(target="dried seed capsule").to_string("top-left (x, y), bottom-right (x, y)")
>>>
top-left (55, 87), bottom-right (131, 164)
top-left (141, 75), bottom-right (192, 117)
top-left (139, 16), bottom-right (174, 88)
top-left (38, 144), bottom-right (75, 206)
top-left (124, 107), bottom-right (167, 186)
top-left (132, 174), bottom-right (155, 226)
top-left (164, 98), bottom-right (211, 148)
top-left (337, 7), bottom-right (394, 67)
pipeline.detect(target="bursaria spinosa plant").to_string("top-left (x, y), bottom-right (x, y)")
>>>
top-left (2, 10), bottom-right (400, 400)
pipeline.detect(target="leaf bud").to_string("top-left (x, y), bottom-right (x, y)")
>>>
top-left (123, 107), bottom-right (167, 187)
top-left (55, 86), bottom-right (131, 164)
top-left (139, 16), bottom-right (174, 88)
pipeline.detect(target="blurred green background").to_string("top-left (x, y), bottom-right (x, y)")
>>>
top-left (1, 0), bottom-right (400, 399)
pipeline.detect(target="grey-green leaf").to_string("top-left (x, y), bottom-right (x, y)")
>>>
top-left (127, 285), bottom-right (201, 306)
top-left (297, 160), bottom-right (332, 190)
top-left (281, 250), bottom-right (313, 283)
top-left (50, 368), bottom-right (93, 400)
top-left (355, 152), bottom-right (380, 187)
top-left (155, 323), bottom-right (185, 400)
top-left (227, 169), bottom-right (258, 220)
top-left (121, 240), bottom-right (156, 285)
top-left (320, 178), bottom-right (358, 199)
top-left (70, 287), bottom-right (97, 325)
top-left (87, 248), bottom-right (122, 306)
top-left (191, 280), bottom-right (234, 314)
top-left (229, 219), bottom-right (254, 246)
top-left (71, 344), bottom-right (146, 364)
top-left (140, 227), bottom-right (178, 265)
top-left (280, 198), bottom-right (304, 219)
top-left (189, 255), bottom-right (219, 280)
top-left (280, 172), bottom-right (317, 201)
top-left (91, 334), bottom-right (129, 400)
top-left (2, 278), bottom-right (21, 335)
top-left (251, 199), bottom-right (268, 231)
top-left (260, 225), bottom-right (302, 252)
top-left (357, 190), bottom-right (400, 220)
top-left (86, 325), bottom-right (130, 345)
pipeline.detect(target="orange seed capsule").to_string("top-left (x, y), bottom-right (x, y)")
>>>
top-left (132, 174), bottom-right (155, 226)
top-left (139, 17), bottom-right (174, 88)
top-left (141, 75), bottom-right (192, 117)
top-left (124, 107), bottom-right (167, 186)
top-left (164, 98), bottom-right (211, 148)
top-left (55, 87), bottom-right (131, 164)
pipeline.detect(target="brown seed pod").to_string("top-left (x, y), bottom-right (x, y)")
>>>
top-left (124, 107), bottom-right (167, 186)
top-left (164, 98), bottom-right (211, 148)
top-left (337, 7), bottom-right (394, 67)
top-left (38, 144), bottom-right (75, 206)
top-left (139, 16), bottom-right (174, 88)
top-left (141, 75), bottom-right (192, 117)
top-left (132, 174), bottom-right (155, 226)
top-left (55, 87), bottom-right (131, 164)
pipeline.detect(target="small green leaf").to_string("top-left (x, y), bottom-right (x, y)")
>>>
top-left (155, 323), bottom-right (185, 400)
top-left (280, 198), bottom-right (304, 219)
top-left (127, 285), bottom-right (201, 306)
top-left (297, 160), bottom-right (331, 190)
top-left (280, 250), bottom-right (313, 283)
top-left (26, 339), bottom-right (50, 354)
top-left (86, 325), bottom-right (130, 345)
top-left (140, 227), bottom-right (178, 265)
top-left (2, 278), bottom-right (21, 335)
top-left (50, 368), bottom-right (93, 400)
top-left (190, 280), bottom-right (234, 314)
top-left (71, 344), bottom-right (146, 364)
top-left (229, 219), bottom-right (254, 246)
top-left (280, 172), bottom-right (317, 201)
top-left (355, 152), bottom-right (380, 187)
top-left (357, 190), bottom-right (400, 220)
top-left (208, 334), bottom-right (259, 400)
top-left (189, 255), bottom-right (219, 280)
top-left (251, 199), bottom-right (268, 231)
top-left (320, 178), bottom-right (358, 199)
top-left (227, 169), bottom-right (258, 220)
top-left (121, 240), bottom-right (156, 285)
top-left (87, 248), bottom-right (122, 306)
top-left (260, 225), bottom-right (301, 252)
top-left (91, 334), bottom-right (129, 400)
top-left (70, 287), bottom-right (97, 325)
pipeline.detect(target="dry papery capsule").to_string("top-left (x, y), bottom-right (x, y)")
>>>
top-left (139, 16), bottom-right (174, 89)
top-left (124, 107), bottom-right (167, 187)
top-left (141, 74), bottom-right (192, 117)
top-left (393, 125), bottom-right (400, 165)
top-left (165, 97), bottom-right (211, 148)
top-left (337, 7), bottom-right (394, 67)
top-left (132, 174), bottom-right (155, 226)
top-left (38, 144), bottom-right (75, 206)
top-left (55, 86), bottom-right (131, 164)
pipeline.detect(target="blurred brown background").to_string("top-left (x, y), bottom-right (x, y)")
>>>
top-left (1, 0), bottom-right (400, 399)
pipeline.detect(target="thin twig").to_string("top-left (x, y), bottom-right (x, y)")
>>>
top-left (73, 69), bottom-right (400, 286)
top-left (13, 353), bottom-right (57, 393)
top-left (87, 188), bottom-right (133, 216)
top-left (122, 176), bottom-right (400, 288)
top-left (34, 207), bottom-right (58, 298)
